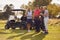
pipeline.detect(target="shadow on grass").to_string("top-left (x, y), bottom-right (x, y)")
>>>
top-left (0, 29), bottom-right (10, 34)
top-left (0, 28), bottom-right (9, 30)
top-left (7, 31), bottom-right (27, 40)
top-left (20, 32), bottom-right (47, 40)
top-left (10, 29), bottom-right (27, 33)
top-left (0, 32), bottom-right (10, 34)
top-left (31, 32), bottom-right (47, 40)
top-left (0, 29), bottom-right (27, 34)
top-left (0, 29), bottom-right (47, 40)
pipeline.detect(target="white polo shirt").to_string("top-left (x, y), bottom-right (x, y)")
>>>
top-left (27, 11), bottom-right (32, 19)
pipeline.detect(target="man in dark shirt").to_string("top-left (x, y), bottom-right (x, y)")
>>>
top-left (21, 15), bottom-right (27, 29)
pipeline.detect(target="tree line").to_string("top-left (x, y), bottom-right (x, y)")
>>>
top-left (0, 0), bottom-right (60, 20)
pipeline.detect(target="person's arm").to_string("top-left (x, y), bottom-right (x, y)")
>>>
top-left (39, 10), bottom-right (43, 18)
top-left (32, 10), bottom-right (34, 20)
top-left (40, 10), bottom-right (44, 16)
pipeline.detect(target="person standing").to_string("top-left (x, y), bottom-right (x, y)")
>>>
top-left (26, 7), bottom-right (33, 32)
top-left (33, 5), bottom-right (41, 33)
top-left (21, 15), bottom-right (27, 29)
top-left (43, 6), bottom-right (49, 34)
top-left (40, 6), bottom-right (46, 33)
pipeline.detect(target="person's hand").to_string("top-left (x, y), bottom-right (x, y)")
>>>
top-left (39, 16), bottom-right (41, 18)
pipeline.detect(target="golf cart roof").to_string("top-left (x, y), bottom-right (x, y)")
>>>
top-left (11, 9), bottom-right (26, 15)
top-left (11, 9), bottom-right (26, 11)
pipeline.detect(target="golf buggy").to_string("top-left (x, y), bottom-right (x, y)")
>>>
top-left (5, 9), bottom-right (27, 29)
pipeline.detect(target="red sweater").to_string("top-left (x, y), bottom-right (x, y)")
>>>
top-left (34, 9), bottom-right (41, 17)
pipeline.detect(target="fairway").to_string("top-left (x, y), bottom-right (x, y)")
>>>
top-left (0, 19), bottom-right (60, 40)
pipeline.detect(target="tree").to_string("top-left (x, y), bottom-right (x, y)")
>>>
top-left (47, 4), bottom-right (60, 18)
top-left (3, 4), bottom-right (14, 19)
top-left (9, 4), bottom-right (14, 9)
top-left (33, 0), bottom-right (52, 6)
top-left (20, 4), bottom-right (28, 9)
top-left (20, 4), bottom-right (25, 8)
top-left (28, 1), bottom-right (34, 10)
top-left (3, 4), bottom-right (9, 12)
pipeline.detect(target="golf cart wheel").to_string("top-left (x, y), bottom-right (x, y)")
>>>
top-left (5, 25), bottom-right (10, 29)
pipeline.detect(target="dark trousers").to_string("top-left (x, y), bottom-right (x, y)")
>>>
top-left (40, 16), bottom-right (45, 31)
top-left (34, 17), bottom-right (41, 32)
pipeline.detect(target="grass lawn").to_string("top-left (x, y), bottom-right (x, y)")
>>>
top-left (0, 19), bottom-right (60, 40)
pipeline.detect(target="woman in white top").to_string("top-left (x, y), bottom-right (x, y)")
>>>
top-left (26, 7), bottom-right (33, 32)
top-left (43, 7), bottom-right (49, 33)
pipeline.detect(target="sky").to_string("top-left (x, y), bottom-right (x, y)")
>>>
top-left (0, 0), bottom-right (32, 10)
top-left (0, 0), bottom-right (60, 10)
top-left (51, 0), bottom-right (60, 4)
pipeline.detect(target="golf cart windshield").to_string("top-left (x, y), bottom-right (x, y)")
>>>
top-left (11, 9), bottom-right (26, 19)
